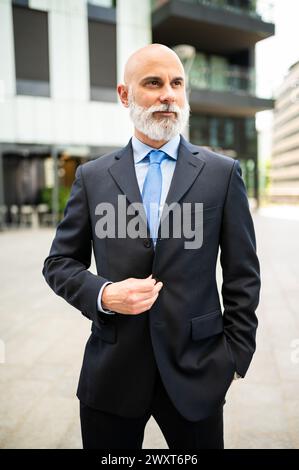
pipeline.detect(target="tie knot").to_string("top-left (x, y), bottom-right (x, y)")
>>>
top-left (148, 150), bottom-right (168, 166)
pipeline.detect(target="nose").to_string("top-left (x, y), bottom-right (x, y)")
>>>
top-left (159, 84), bottom-right (176, 104)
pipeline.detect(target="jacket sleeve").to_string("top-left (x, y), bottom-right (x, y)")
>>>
top-left (42, 165), bottom-right (110, 329)
top-left (220, 159), bottom-right (261, 378)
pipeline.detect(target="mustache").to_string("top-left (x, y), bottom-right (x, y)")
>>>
top-left (146, 103), bottom-right (182, 115)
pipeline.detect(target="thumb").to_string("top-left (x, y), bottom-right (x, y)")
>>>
top-left (146, 274), bottom-right (156, 283)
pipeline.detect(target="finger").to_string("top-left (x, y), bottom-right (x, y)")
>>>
top-left (134, 283), bottom-right (162, 304)
top-left (133, 281), bottom-right (163, 299)
top-left (133, 278), bottom-right (157, 292)
top-left (145, 292), bottom-right (159, 308)
top-left (152, 281), bottom-right (163, 294)
top-left (134, 293), bottom-right (159, 313)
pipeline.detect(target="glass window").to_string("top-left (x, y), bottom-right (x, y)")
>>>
top-left (224, 118), bottom-right (234, 147)
top-left (245, 117), bottom-right (257, 155)
top-left (210, 118), bottom-right (219, 147)
top-left (190, 115), bottom-right (209, 146)
top-left (13, 5), bottom-right (50, 97)
top-left (209, 56), bottom-right (228, 92)
top-left (88, 0), bottom-right (115, 7)
top-left (190, 113), bottom-right (257, 161)
top-left (88, 20), bottom-right (117, 102)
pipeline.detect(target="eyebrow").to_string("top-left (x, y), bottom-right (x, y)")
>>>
top-left (140, 76), bottom-right (184, 84)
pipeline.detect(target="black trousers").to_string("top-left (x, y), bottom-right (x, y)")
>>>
top-left (80, 370), bottom-right (224, 450)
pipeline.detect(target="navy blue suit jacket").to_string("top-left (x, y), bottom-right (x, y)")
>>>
top-left (43, 135), bottom-right (260, 421)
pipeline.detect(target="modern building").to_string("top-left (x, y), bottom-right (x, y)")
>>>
top-left (0, 0), bottom-right (274, 228)
top-left (270, 60), bottom-right (299, 202)
top-left (152, 0), bottom-right (275, 200)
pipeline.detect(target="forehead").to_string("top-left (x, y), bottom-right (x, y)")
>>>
top-left (132, 55), bottom-right (185, 83)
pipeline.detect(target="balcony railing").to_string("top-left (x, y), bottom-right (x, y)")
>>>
top-left (189, 60), bottom-right (256, 95)
top-left (152, 0), bottom-right (274, 24)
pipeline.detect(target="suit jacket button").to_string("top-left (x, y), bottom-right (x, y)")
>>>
top-left (143, 238), bottom-right (152, 248)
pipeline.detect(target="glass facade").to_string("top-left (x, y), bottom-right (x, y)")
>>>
top-left (190, 114), bottom-right (257, 196)
top-left (190, 115), bottom-right (256, 155)
top-left (189, 53), bottom-right (255, 95)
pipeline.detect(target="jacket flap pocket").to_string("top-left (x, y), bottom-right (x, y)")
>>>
top-left (91, 322), bottom-right (116, 344)
top-left (191, 309), bottom-right (223, 341)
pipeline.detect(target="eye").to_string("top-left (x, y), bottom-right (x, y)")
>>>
top-left (147, 80), bottom-right (159, 87)
top-left (173, 80), bottom-right (183, 87)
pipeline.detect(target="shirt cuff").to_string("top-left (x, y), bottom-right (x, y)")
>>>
top-left (97, 282), bottom-right (115, 314)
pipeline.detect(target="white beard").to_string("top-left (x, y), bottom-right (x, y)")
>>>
top-left (128, 90), bottom-right (190, 142)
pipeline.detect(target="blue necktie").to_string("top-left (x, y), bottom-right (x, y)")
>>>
top-left (142, 150), bottom-right (168, 245)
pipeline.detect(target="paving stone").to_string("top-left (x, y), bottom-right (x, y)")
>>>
top-left (235, 430), bottom-right (293, 449)
top-left (57, 417), bottom-right (82, 449)
top-left (1, 396), bottom-right (77, 449)
top-left (0, 211), bottom-right (298, 448)
top-left (142, 417), bottom-right (168, 449)
top-left (0, 379), bottom-right (51, 430)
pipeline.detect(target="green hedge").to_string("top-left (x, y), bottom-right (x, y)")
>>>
top-left (40, 186), bottom-right (71, 219)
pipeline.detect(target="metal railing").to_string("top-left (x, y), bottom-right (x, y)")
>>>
top-left (152, 0), bottom-right (274, 24)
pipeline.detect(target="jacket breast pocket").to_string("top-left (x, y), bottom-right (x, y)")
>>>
top-left (203, 205), bottom-right (222, 221)
top-left (189, 205), bottom-right (222, 231)
top-left (191, 309), bottom-right (223, 341)
top-left (91, 321), bottom-right (117, 344)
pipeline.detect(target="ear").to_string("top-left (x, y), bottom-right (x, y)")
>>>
top-left (117, 84), bottom-right (129, 108)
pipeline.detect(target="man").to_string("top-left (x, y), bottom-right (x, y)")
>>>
top-left (42, 44), bottom-right (260, 449)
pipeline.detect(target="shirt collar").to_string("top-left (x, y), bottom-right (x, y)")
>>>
top-left (132, 134), bottom-right (181, 164)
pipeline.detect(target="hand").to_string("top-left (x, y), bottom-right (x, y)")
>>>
top-left (101, 275), bottom-right (163, 315)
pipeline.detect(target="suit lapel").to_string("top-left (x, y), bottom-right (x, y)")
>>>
top-left (159, 136), bottom-right (206, 224)
top-left (109, 136), bottom-right (205, 206)
top-left (108, 139), bottom-right (143, 206)
top-left (108, 136), bottom-right (206, 243)
top-left (108, 139), bottom-right (150, 238)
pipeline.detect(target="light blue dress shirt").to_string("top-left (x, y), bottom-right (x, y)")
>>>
top-left (97, 134), bottom-right (180, 314)
top-left (131, 134), bottom-right (180, 210)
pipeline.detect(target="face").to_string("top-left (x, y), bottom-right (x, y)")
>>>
top-left (118, 48), bottom-right (190, 143)
top-left (130, 57), bottom-right (186, 110)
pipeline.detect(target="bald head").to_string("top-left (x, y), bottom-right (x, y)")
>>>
top-left (123, 44), bottom-right (185, 86)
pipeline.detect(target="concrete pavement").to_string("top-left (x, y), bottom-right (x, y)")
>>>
top-left (0, 208), bottom-right (298, 448)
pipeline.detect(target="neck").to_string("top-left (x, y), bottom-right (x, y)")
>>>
top-left (134, 129), bottom-right (168, 149)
